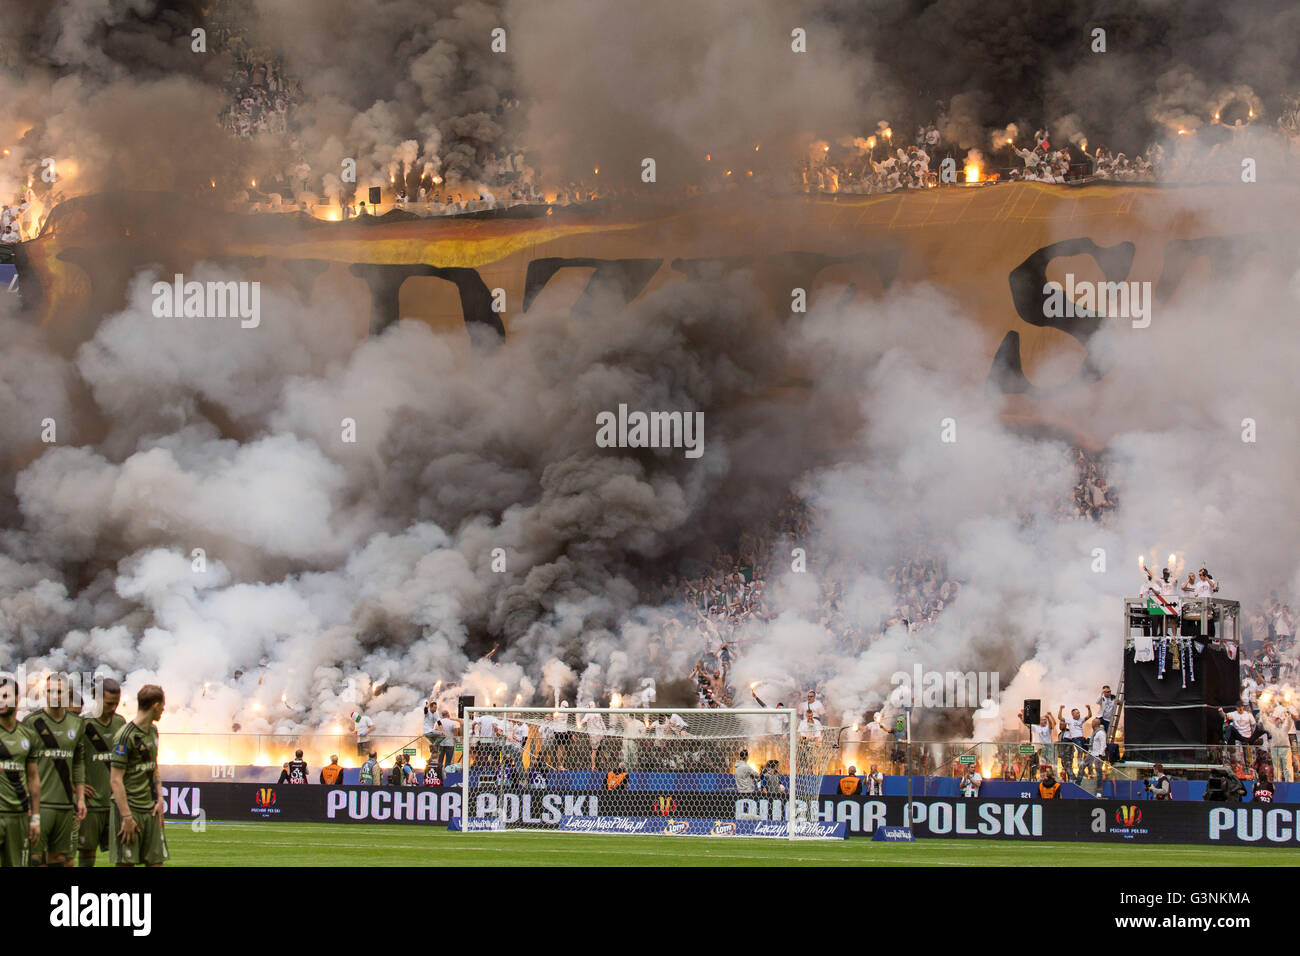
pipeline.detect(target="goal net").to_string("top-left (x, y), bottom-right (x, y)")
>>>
top-left (458, 707), bottom-right (842, 838)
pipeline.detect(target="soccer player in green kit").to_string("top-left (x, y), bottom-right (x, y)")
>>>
top-left (0, 675), bottom-right (41, 867)
top-left (22, 672), bottom-right (87, 867)
top-left (109, 684), bottom-right (168, 867)
top-left (78, 678), bottom-right (125, 867)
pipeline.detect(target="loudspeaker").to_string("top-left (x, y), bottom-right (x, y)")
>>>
top-left (457, 695), bottom-right (474, 719)
top-left (1023, 699), bottom-right (1041, 725)
top-left (368, 186), bottom-right (381, 205)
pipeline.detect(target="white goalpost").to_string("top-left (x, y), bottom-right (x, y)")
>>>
top-left (456, 706), bottom-right (843, 839)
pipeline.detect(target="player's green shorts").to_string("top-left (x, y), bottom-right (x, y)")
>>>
top-left (78, 807), bottom-right (111, 854)
top-left (33, 805), bottom-right (77, 862)
top-left (0, 812), bottom-right (29, 868)
top-left (110, 807), bottom-right (169, 866)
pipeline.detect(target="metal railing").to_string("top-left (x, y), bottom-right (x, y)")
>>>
top-left (832, 739), bottom-right (1141, 783)
top-left (1124, 596), bottom-right (1241, 644)
top-left (1119, 742), bottom-right (1298, 780)
top-left (152, 731), bottom-right (1145, 779)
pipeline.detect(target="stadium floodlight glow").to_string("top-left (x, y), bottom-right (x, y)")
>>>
top-left (457, 707), bottom-right (842, 840)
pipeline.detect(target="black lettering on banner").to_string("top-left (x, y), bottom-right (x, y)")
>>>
top-left (522, 258), bottom-right (663, 316)
top-left (349, 263), bottom-right (506, 341)
top-left (988, 237), bottom-right (1135, 394)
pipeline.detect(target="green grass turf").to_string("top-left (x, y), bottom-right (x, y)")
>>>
top-left (93, 822), bottom-right (1297, 867)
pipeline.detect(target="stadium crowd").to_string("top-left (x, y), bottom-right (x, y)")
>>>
top-left (658, 444), bottom-right (1118, 719)
top-left (218, 56), bottom-right (300, 139)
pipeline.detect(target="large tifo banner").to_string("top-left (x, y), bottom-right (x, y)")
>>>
top-left (18, 185), bottom-right (1300, 445)
top-left (162, 781), bottom-right (1300, 846)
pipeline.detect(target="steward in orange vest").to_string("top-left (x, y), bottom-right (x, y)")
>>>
top-left (320, 756), bottom-right (344, 785)
top-left (1038, 773), bottom-right (1061, 799)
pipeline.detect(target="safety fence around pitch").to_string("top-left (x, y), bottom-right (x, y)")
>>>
top-left (159, 781), bottom-right (1300, 846)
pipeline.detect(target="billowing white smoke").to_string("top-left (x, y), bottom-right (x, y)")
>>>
top-left (730, 236), bottom-right (1300, 738)
top-left (0, 260), bottom-right (788, 732)
top-left (4, 211), bottom-right (1297, 743)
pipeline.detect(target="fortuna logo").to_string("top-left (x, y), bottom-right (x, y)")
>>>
top-left (49, 887), bottom-right (151, 936)
top-left (1115, 806), bottom-right (1142, 827)
top-left (254, 788), bottom-right (277, 807)
top-left (653, 795), bottom-right (678, 815)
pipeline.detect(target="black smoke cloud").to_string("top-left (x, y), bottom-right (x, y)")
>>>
top-left (820, 0), bottom-right (1300, 151)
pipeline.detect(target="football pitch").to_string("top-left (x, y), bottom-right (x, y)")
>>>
top-left (123, 823), bottom-right (1294, 867)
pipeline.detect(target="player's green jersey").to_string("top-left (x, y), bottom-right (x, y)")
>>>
top-left (0, 721), bottom-right (39, 813)
top-left (82, 714), bottom-right (126, 810)
top-left (110, 721), bottom-right (160, 812)
top-left (20, 710), bottom-right (86, 808)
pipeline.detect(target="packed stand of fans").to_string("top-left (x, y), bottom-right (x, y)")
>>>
top-left (218, 56), bottom-right (300, 139)
top-left (658, 443), bottom-right (1116, 718)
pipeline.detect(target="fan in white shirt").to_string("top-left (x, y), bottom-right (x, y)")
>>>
top-left (1058, 705), bottom-right (1091, 741)
top-left (863, 764), bottom-right (885, 795)
top-left (354, 712), bottom-right (375, 739)
top-left (1220, 704), bottom-right (1257, 742)
top-left (550, 706), bottom-right (571, 733)
top-left (579, 708), bottom-right (607, 770)
top-left (472, 713), bottom-right (503, 739)
top-left (865, 714), bottom-right (891, 748)
top-left (798, 715), bottom-right (823, 740)
top-left (1192, 569), bottom-right (1218, 598)
top-left (1078, 720), bottom-right (1110, 779)
top-left (652, 713), bottom-right (688, 739)
top-left (1089, 722), bottom-right (1109, 757)
top-left (801, 692), bottom-right (825, 721)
